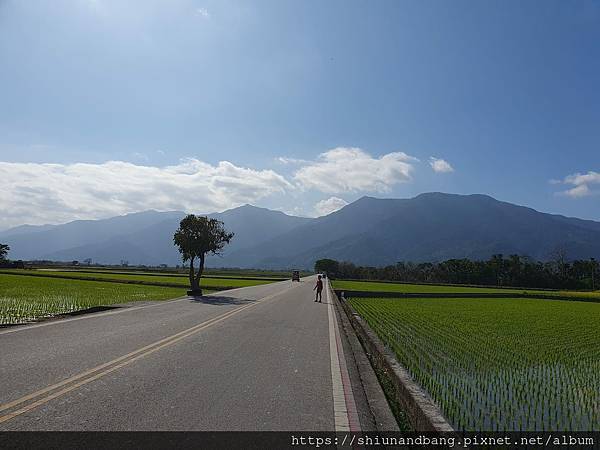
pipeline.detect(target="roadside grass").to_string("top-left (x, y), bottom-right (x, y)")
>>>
top-left (349, 296), bottom-right (600, 431)
top-left (0, 269), bottom-right (278, 289)
top-left (332, 279), bottom-right (600, 300)
top-left (0, 273), bottom-right (187, 325)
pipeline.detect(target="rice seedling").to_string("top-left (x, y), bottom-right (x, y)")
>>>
top-left (0, 274), bottom-right (185, 324)
top-left (349, 296), bottom-right (600, 431)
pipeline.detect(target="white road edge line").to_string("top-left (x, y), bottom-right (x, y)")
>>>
top-left (326, 279), bottom-right (360, 432)
top-left (0, 282), bottom-right (288, 336)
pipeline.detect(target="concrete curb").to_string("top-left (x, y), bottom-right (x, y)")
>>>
top-left (329, 284), bottom-right (400, 431)
top-left (337, 292), bottom-right (454, 432)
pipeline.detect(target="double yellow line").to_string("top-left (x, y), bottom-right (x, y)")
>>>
top-left (0, 289), bottom-right (284, 425)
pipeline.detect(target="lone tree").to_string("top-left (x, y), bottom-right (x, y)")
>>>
top-left (0, 243), bottom-right (9, 262)
top-left (173, 215), bottom-right (234, 295)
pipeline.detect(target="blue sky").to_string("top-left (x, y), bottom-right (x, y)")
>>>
top-left (0, 0), bottom-right (599, 229)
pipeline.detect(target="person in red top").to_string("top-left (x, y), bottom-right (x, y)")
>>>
top-left (314, 274), bottom-right (324, 302)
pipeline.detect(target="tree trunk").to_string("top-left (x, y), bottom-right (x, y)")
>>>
top-left (189, 256), bottom-right (199, 290)
top-left (195, 253), bottom-right (205, 288)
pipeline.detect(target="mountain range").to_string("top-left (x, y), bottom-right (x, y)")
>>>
top-left (2, 193), bottom-right (600, 269)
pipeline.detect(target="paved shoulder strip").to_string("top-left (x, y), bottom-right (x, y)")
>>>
top-left (326, 280), bottom-right (361, 432)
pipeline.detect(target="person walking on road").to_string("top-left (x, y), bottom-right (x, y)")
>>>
top-left (314, 275), bottom-right (323, 302)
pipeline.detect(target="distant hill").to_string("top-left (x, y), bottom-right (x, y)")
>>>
top-left (0, 224), bottom-right (58, 238)
top-left (3, 193), bottom-right (600, 268)
top-left (234, 193), bottom-right (600, 269)
top-left (4, 205), bottom-right (310, 266)
top-left (3, 210), bottom-right (185, 262)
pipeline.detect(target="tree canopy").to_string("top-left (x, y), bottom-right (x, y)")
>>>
top-left (314, 258), bottom-right (339, 277)
top-left (0, 243), bottom-right (9, 262)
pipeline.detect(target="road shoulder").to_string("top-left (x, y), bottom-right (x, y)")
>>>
top-left (329, 281), bottom-right (400, 432)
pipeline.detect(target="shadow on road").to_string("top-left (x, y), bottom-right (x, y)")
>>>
top-left (187, 295), bottom-right (257, 306)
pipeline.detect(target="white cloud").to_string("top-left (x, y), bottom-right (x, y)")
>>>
top-left (0, 159), bottom-right (291, 229)
top-left (276, 157), bottom-right (310, 165)
top-left (564, 171), bottom-right (600, 186)
top-left (314, 197), bottom-right (348, 217)
top-left (294, 147), bottom-right (417, 194)
top-left (556, 171), bottom-right (600, 198)
top-left (196, 7), bottom-right (210, 18)
top-left (563, 184), bottom-right (591, 198)
top-left (429, 157), bottom-right (454, 173)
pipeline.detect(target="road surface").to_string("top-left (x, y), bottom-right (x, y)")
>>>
top-left (0, 276), bottom-right (375, 431)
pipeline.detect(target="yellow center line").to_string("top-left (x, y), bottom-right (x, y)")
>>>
top-left (0, 286), bottom-right (293, 425)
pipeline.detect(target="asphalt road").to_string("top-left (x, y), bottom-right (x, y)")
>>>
top-left (0, 276), bottom-right (372, 431)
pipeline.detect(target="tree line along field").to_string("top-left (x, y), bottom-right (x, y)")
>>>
top-left (0, 270), bottom-right (283, 325)
top-left (328, 255), bottom-right (600, 291)
top-left (337, 279), bottom-right (600, 431)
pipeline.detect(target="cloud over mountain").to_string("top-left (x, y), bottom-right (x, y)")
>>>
top-left (0, 159), bottom-right (291, 229)
top-left (314, 197), bottom-right (348, 216)
top-left (293, 147), bottom-right (417, 194)
top-left (558, 171), bottom-right (600, 198)
top-left (0, 146), bottom-right (429, 229)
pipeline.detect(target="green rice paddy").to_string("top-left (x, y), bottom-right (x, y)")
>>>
top-left (349, 296), bottom-right (600, 431)
top-left (0, 273), bottom-right (185, 324)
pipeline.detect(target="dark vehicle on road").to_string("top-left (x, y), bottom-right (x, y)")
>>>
top-left (292, 270), bottom-right (300, 282)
